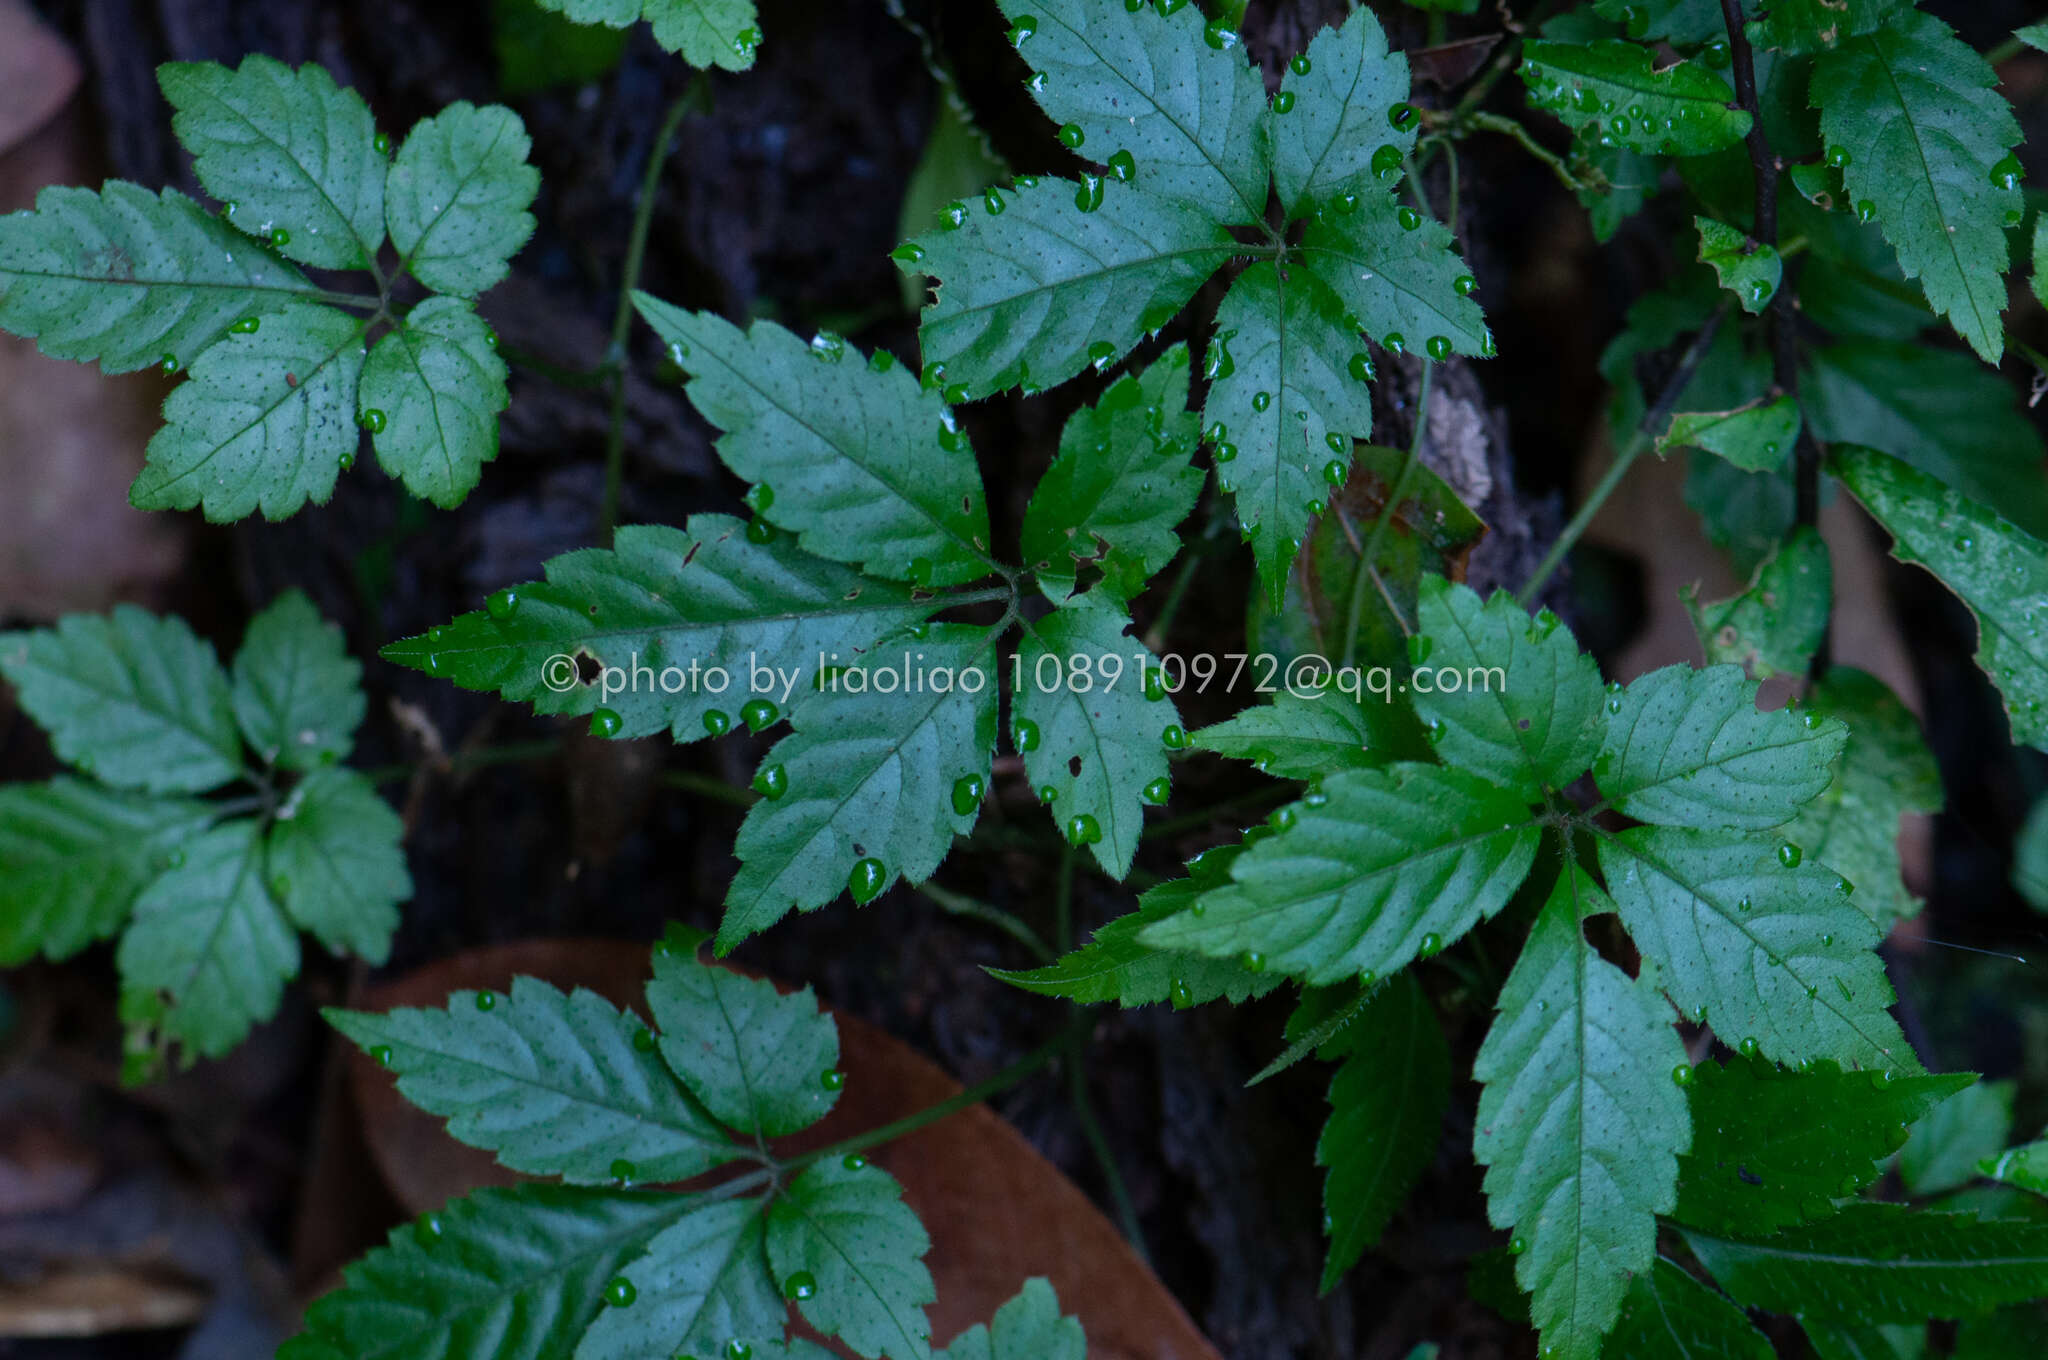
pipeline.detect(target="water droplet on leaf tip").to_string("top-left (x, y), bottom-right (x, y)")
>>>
top-left (474, 989), bottom-right (496, 1011)
top-left (821, 1068), bottom-right (846, 1091)
top-left (1161, 724), bottom-right (1188, 750)
top-left (1272, 90), bottom-right (1295, 113)
top-left (1383, 333), bottom-right (1406, 355)
top-left (1388, 102), bottom-right (1418, 131)
top-left (848, 858), bottom-right (887, 904)
top-left (370, 1045), bottom-right (393, 1067)
top-left (702, 709), bottom-right (731, 736)
top-left (590, 708), bottom-right (624, 739)
top-left (1426, 336), bottom-right (1452, 362)
top-left (1058, 122), bottom-right (1085, 149)
top-left (360, 408), bottom-right (386, 434)
top-left (752, 764), bottom-right (788, 799)
top-left (952, 774), bottom-right (986, 816)
top-left (1142, 776), bottom-right (1171, 805)
top-left (1290, 54), bottom-right (1312, 76)
top-left (1671, 1063), bottom-right (1693, 1086)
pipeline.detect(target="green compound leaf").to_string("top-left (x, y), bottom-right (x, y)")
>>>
top-left (1015, 593), bottom-right (1180, 878)
top-left (1595, 825), bottom-right (1912, 1071)
top-left (1747, 0), bottom-right (1907, 55)
top-left (990, 847), bottom-right (1281, 1008)
top-left (1413, 576), bottom-right (1605, 801)
top-left (995, 0), bottom-right (1270, 225)
top-left (1785, 667), bottom-right (1942, 928)
top-left (1900, 1081), bottom-right (2014, 1197)
top-left (1810, 8), bottom-right (2021, 364)
top-left (1696, 216), bottom-right (1783, 313)
top-left (1019, 345), bottom-right (1203, 598)
top-left (268, 768), bottom-right (410, 962)
top-left (1832, 446), bottom-right (2048, 752)
top-left (1684, 525), bottom-right (1832, 680)
top-left (1204, 260), bottom-right (1376, 607)
top-left (1519, 40), bottom-right (1753, 158)
top-left (130, 301), bottom-right (370, 522)
top-left (1593, 663), bottom-right (1848, 830)
top-left (1474, 863), bottom-right (1689, 1360)
top-left (1297, 194), bottom-right (1490, 359)
top-left (1142, 763), bottom-right (1541, 985)
top-left (1271, 6), bottom-right (1415, 219)
top-left (766, 1157), bottom-right (935, 1360)
top-left (0, 605), bottom-right (241, 794)
top-left (231, 589), bottom-right (364, 771)
top-left (1192, 687), bottom-right (1380, 781)
top-left (117, 819), bottom-right (298, 1060)
top-left (360, 296), bottom-right (509, 508)
top-left (1318, 972), bottom-right (1449, 1294)
top-left (635, 296), bottom-right (993, 588)
top-left (1980, 1139), bottom-right (2048, 1195)
top-left (327, 975), bottom-right (736, 1184)
top-left (388, 101), bottom-right (539, 296)
top-left (1687, 1204), bottom-right (2048, 1323)
top-left (572, 1197), bottom-right (786, 1360)
top-left (280, 1183), bottom-right (688, 1360)
top-left (0, 183), bottom-right (322, 374)
top-left (906, 177), bottom-right (1237, 402)
top-left (0, 780), bottom-right (208, 963)
top-left (1671, 1055), bottom-right (1972, 1237)
top-left (646, 934), bottom-right (841, 1139)
top-left (935, 1279), bottom-right (1084, 1360)
top-left (1604, 1259), bottom-right (1774, 1360)
top-left (722, 624), bottom-right (999, 950)
top-left (381, 519), bottom-right (926, 741)
top-left (1657, 396), bottom-right (1800, 473)
top-left (158, 56), bottom-right (387, 271)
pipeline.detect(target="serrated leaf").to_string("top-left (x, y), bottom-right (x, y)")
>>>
top-left (1192, 687), bottom-right (1381, 781)
top-left (158, 56), bottom-right (387, 271)
top-left (1902, 1081), bottom-right (2014, 1197)
top-left (1272, 7), bottom-right (1415, 218)
top-left (722, 624), bottom-right (998, 948)
top-left (934, 1278), bottom-right (1084, 1360)
top-left (1810, 9), bottom-right (2020, 363)
top-left (1142, 763), bottom-right (1541, 985)
top-left (1685, 525), bottom-right (1832, 680)
top-left (281, 1183), bottom-right (688, 1360)
top-left (990, 847), bottom-right (1280, 1007)
top-left (1603, 1259), bottom-right (1774, 1360)
top-left (767, 1158), bottom-right (934, 1360)
top-left (1297, 194), bottom-right (1490, 357)
top-left (1789, 197), bottom-right (1933, 343)
top-left (1414, 576), bottom-right (1605, 800)
top-left (0, 183), bottom-right (324, 374)
top-left (1594, 0), bottom-right (1725, 43)
top-left (1832, 446), bottom-right (2048, 752)
top-left (0, 605), bottom-right (241, 794)
top-left (1475, 862), bottom-right (1689, 1360)
top-left (1786, 667), bottom-right (1941, 927)
top-left (1019, 345), bottom-right (1202, 598)
top-left (388, 101), bottom-right (538, 295)
top-left (1205, 260), bottom-right (1376, 605)
top-left (1594, 664), bottom-right (1847, 830)
top-left (907, 177), bottom-right (1237, 401)
top-left (1578, 135), bottom-right (1662, 244)
top-left (1520, 41), bottom-right (1753, 157)
top-left (646, 940), bottom-right (840, 1139)
top-left (1747, 0), bottom-right (1907, 55)
top-left (130, 301), bottom-right (370, 521)
top-left (996, 0), bottom-right (1269, 224)
top-left (897, 92), bottom-right (1009, 313)
top-left (1980, 1139), bottom-right (2048, 1195)
top-left (326, 976), bottom-right (736, 1183)
top-left (573, 1197), bottom-right (785, 1360)
top-left (1687, 1204), bottom-right (2048, 1322)
top-left (0, 780), bottom-right (209, 963)
top-left (1671, 1056), bottom-right (1972, 1237)
top-left (268, 768), bottom-right (409, 962)
top-left (231, 589), bottom-right (363, 770)
top-left (1956, 1307), bottom-right (2048, 1360)
top-left (1696, 216), bottom-right (1783, 313)
top-left (647, 0), bottom-right (761, 69)
top-left (1319, 972), bottom-right (1449, 1293)
top-left (381, 519), bottom-right (926, 741)
top-left (116, 820), bottom-right (298, 1059)
top-left (635, 297), bottom-right (992, 587)
top-left (1657, 396), bottom-right (1799, 473)
top-left (360, 296), bottom-right (509, 508)
top-left (1595, 825), bottom-right (1911, 1070)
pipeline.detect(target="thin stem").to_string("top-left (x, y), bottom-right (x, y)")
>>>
top-left (913, 881), bottom-right (1056, 964)
top-left (663, 769), bottom-right (759, 808)
top-left (1142, 549), bottom-right (1203, 653)
top-left (1066, 1028), bottom-right (1151, 1262)
top-left (1053, 842), bottom-right (1076, 954)
top-left (1987, 29), bottom-right (2040, 68)
top-left (362, 739), bottom-right (564, 785)
top-left (1140, 783), bottom-right (1292, 842)
top-left (1468, 111), bottom-right (1588, 195)
top-left (1342, 362), bottom-right (1435, 667)
top-left (498, 342), bottom-right (613, 390)
top-left (1517, 304), bottom-right (1730, 607)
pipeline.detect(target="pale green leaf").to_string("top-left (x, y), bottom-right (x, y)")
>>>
top-left (1520, 41), bottom-right (1753, 157)
top-left (934, 1279), bottom-right (1084, 1360)
top-left (1475, 863), bottom-right (1689, 1360)
top-left (0, 182), bottom-right (322, 374)
top-left (1684, 525), bottom-right (1832, 680)
top-left (360, 296), bottom-right (509, 508)
top-left (268, 768), bottom-right (410, 962)
top-left (1603, 1259), bottom-right (1774, 1360)
top-left (1697, 216), bottom-right (1783, 313)
top-left (159, 56), bottom-right (387, 270)
top-left (2017, 795), bottom-right (2048, 912)
top-left (645, 0), bottom-right (762, 70)
top-left (231, 588), bottom-right (363, 771)
top-left (1901, 1081), bottom-right (2014, 1196)
top-left (1832, 446), bottom-right (2048, 752)
top-left (635, 296), bottom-right (992, 588)
top-left (1271, 7), bottom-right (1415, 218)
top-left (766, 1157), bottom-right (934, 1360)
top-left (0, 780), bottom-right (208, 963)
top-left (1657, 396), bottom-right (1800, 473)
top-left (1810, 9), bottom-right (2021, 362)
top-left (2022, 24), bottom-right (2048, 54)
top-left (1297, 194), bottom-right (1490, 358)
top-left (0, 605), bottom-right (241, 794)
top-left (388, 101), bottom-right (538, 296)
top-left (1192, 686), bottom-right (1380, 781)
top-left (573, 1198), bottom-right (785, 1360)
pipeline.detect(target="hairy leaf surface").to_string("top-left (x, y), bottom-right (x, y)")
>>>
top-left (766, 1158), bottom-right (934, 1360)
top-left (387, 102), bottom-right (539, 296)
top-left (1271, 7), bottom-right (1415, 218)
top-left (1604, 1259), bottom-right (1774, 1360)
top-left (231, 589), bottom-right (364, 771)
top-left (1685, 526), bottom-right (1832, 681)
top-left (1297, 196), bottom-right (1490, 358)
top-left (573, 1198), bottom-right (785, 1360)
top-left (1520, 41), bottom-right (1752, 157)
top-left (360, 296), bottom-right (509, 508)
top-left (0, 780), bottom-right (208, 963)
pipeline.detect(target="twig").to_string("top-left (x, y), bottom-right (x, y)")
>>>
top-left (1342, 361), bottom-right (1435, 667)
top-left (913, 881), bottom-right (1056, 964)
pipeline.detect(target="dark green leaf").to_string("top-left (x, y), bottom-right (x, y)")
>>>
top-left (0, 780), bottom-right (208, 963)
top-left (1901, 1081), bottom-right (2014, 1197)
top-left (231, 589), bottom-right (364, 771)
top-left (766, 1157), bottom-right (934, 1360)
top-left (359, 296), bottom-right (508, 508)
top-left (1296, 195), bottom-right (1490, 358)
top-left (1192, 687), bottom-right (1380, 781)
top-left (1520, 41), bottom-right (1753, 157)
top-left (268, 768), bottom-right (410, 962)
top-left (1658, 396), bottom-right (1800, 473)
top-left (1696, 216), bottom-right (1782, 313)
top-left (1684, 525), bottom-right (1831, 680)
top-left (1601, 1259), bottom-right (1774, 1360)
top-left (572, 1197), bottom-right (786, 1360)
top-left (1271, 7), bottom-right (1415, 218)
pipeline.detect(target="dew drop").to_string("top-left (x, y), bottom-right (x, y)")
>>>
top-left (1388, 102), bottom-right (1419, 132)
top-left (1425, 335), bottom-right (1452, 362)
top-left (475, 989), bottom-right (497, 1011)
top-left (1075, 174), bottom-right (1104, 211)
top-left (1777, 842), bottom-right (1803, 868)
top-left (891, 241), bottom-right (926, 265)
top-left (1142, 775), bottom-right (1171, 805)
top-left (1213, 441), bottom-right (1237, 463)
top-left (1508, 1236), bottom-right (1527, 1255)
top-left (589, 708), bottom-right (624, 739)
top-left (1290, 53), bottom-right (1313, 77)
top-left (1170, 976), bottom-right (1194, 1007)
top-left (1013, 717), bottom-right (1042, 752)
top-left (1065, 813), bottom-right (1103, 845)
top-left (414, 1212), bottom-right (443, 1245)
top-left (1241, 950), bottom-right (1267, 974)
top-left (841, 1156), bottom-right (865, 1173)
top-left (610, 1158), bottom-right (636, 1184)
top-left (1272, 90), bottom-right (1295, 114)
top-left (1454, 274), bottom-right (1478, 298)
top-left (746, 517), bottom-right (777, 545)
top-left (605, 1277), bottom-right (638, 1307)
top-left (1397, 206), bottom-right (1422, 232)
top-left (1007, 15), bottom-right (1036, 46)
top-left (1826, 145), bottom-right (1851, 170)
top-left (983, 186), bottom-right (1007, 216)
top-left (1144, 667), bottom-right (1168, 701)
top-left (1162, 723), bottom-right (1189, 750)
top-left (784, 1271), bottom-right (818, 1301)
top-left (1371, 144), bottom-right (1404, 179)
top-left (1347, 352), bottom-right (1375, 382)
top-left (1107, 149), bottom-right (1137, 183)
top-left (1992, 153), bottom-right (2024, 192)
top-left (230, 315), bottom-right (260, 334)
top-left (752, 764), bottom-right (788, 800)
top-left (1088, 339), bottom-right (1118, 370)
top-left (1418, 932), bottom-right (1443, 956)
top-left (360, 408), bottom-right (387, 434)
top-left (821, 1068), bottom-right (847, 1091)
top-left (952, 773), bottom-right (986, 816)
top-left (371, 1045), bottom-right (394, 1068)
top-left (270, 227), bottom-right (291, 248)
top-left (1058, 122), bottom-right (1086, 149)
top-left (374, 131), bottom-right (393, 156)
top-left (702, 709), bottom-right (731, 737)
top-left (1853, 199), bottom-right (1876, 224)
top-left (1671, 1063), bottom-right (1693, 1086)
top-left (486, 588), bottom-right (519, 621)
top-left (1383, 333), bottom-right (1406, 355)
top-left (849, 858), bottom-right (887, 904)
top-left (633, 1027), bottom-right (656, 1052)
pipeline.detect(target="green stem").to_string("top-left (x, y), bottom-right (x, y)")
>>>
top-left (1342, 361), bottom-right (1434, 667)
top-left (1140, 783), bottom-right (1292, 842)
top-left (499, 342), bottom-right (613, 390)
top-left (362, 739), bottom-right (564, 785)
top-left (913, 881), bottom-right (1056, 964)
top-left (1053, 842), bottom-right (1077, 954)
top-left (663, 769), bottom-right (760, 809)
top-left (1467, 111), bottom-right (1587, 195)
top-left (1066, 1023), bottom-right (1151, 1263)
top-left (1987, 30), bottom-right (2039, 68)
